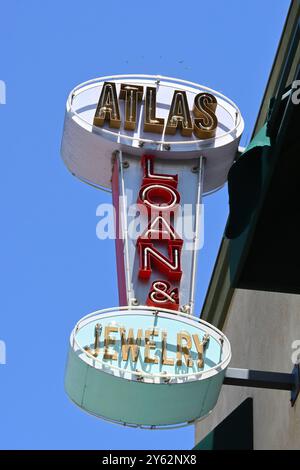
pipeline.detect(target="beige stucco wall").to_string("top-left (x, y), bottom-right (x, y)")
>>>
top-left (195, 288), bottom-right (300, 449)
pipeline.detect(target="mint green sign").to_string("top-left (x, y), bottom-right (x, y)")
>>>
top-left (65, 306), bottom-right (231, 428)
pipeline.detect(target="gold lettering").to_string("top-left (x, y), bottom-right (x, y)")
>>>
top-left (120, 327), bottom-right (142, 362)
top-left (119, 84), bottom-right (143, 131)
top-left (144, 87), bottom-right (165, 134)
top-left (176, 331), bottom-right (193, 367)
top-left (83, 325), bottom-right (211, 368)
top-left (165, 90), bottom-right (193, 136)
top-left (93, 82), bottom-right (121, 129)
top-left (103, 325), bottom-right (118, 360)
top-left (193, 92), bottom-right (218, 139)
top-left (144, 328), bottom-right (159, 364)
top-left (84, 323), bottom-right (102, 358)
top-left (192, 333), bottom-right (210, 368)
top-left (162, 331), bottom-right (174, 366)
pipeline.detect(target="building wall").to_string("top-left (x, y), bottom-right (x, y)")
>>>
top-left (195, 288), bottom-right (300, 449)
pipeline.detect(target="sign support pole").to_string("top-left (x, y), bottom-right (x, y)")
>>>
top-left (188, 156), bottom-right (205, 316)
top-left (224, 365), bottom-right (300, 406)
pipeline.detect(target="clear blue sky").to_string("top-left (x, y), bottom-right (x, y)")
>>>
top-left (0, 0), bottom-right (290, 450)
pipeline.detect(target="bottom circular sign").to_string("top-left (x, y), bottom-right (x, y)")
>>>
top-left (65, 306), bottom-right (231, 428)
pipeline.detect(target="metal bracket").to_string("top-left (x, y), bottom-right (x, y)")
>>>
top-left (224, 365), bottom-right (300, 406)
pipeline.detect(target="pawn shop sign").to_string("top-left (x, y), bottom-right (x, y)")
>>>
top-left (62, 75), bottom-right (243, 428)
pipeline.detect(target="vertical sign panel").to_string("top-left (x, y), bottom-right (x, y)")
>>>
top-left (112, 151), bottom-right (204, 315)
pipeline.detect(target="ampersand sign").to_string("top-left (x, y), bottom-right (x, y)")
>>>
top-left (146, 280), bottom-right (179, 311)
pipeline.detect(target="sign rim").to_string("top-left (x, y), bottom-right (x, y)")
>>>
top-left (67, 73), bottom-right (243, 148)
top-left (71, 305), bottom-right (231, 382)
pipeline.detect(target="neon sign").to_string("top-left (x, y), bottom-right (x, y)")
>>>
top-left (62, 75), bottom-right (242, 428)
top-left (93, 81), bottom-right (218, 138)
top-left (137, 155), bottom-right (183, 309)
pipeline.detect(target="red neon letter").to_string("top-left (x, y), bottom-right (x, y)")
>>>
top-left (138, 240), bottom-right (182, 281)
top-left (141, 155), bottom-right (178, 188)
top-left (138, 183), bottom-right (180, 214)
top-left (138, 215), bottom-right (182, 242)
top-left (146, 280), bottom-right (179, 311)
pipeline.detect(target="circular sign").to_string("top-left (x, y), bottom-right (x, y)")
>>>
top-left (65, 306), bottom-right (231, 428)
top-left (61, 74), bottom-right (244, 194)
